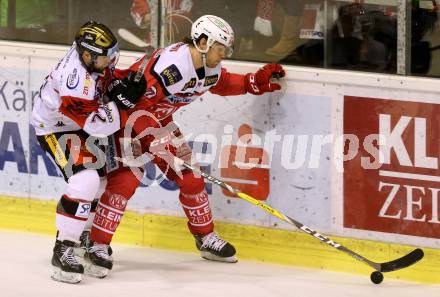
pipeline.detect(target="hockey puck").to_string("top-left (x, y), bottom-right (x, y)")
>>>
top-left (370, 271), bottom-right (384, 284)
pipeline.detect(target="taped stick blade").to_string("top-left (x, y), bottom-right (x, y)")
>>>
top-left (379, 248), bottom-right (424, 273)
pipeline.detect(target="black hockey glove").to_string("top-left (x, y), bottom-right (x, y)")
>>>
top-left (107, 72), bottom-right (147, 109)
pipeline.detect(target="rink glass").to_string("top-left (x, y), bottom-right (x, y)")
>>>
top-left (0, 0), bottom-right (439, 77)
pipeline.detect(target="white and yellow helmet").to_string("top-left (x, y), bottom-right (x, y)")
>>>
top-left (191, 15), bottom-right (234, 57)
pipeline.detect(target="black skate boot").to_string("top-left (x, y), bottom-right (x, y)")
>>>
top-left (195, 232), bottom-right (238, 263)
top-left (51, 240), bottom-right (84, 284)
top-left (74, 230), bottom-right (90, 258)
top-left (84, 241), bottom-right (113, 278)
top-left (75, 231), bottom-right (113, 258)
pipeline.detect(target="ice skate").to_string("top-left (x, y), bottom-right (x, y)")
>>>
top-left (75, 231), bottom-right (113, 258)
top-left (84, 241), bottom-right (113, 278)
top-left (195, 232), bottom-right (238, 263)
top-left (51, 240), bottom-right (84, 284)
top-left (74, 230), bottom-right (90, 258)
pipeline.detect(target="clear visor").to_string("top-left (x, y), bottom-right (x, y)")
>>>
top-left (106, 43), bottom-right (120, 68)
top-left (211, 42), bottom-right (234, 58)
top-left (225, 45), bottom-right (234, 58)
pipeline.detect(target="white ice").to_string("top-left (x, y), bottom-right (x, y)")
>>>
top-left (0, 230), bottom-right (438, 297)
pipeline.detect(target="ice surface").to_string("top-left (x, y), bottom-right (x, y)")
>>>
top-left (0, 230), bottom-right (438, 297)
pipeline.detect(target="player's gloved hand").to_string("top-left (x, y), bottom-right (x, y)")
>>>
top-left (171, 128), bottom-right (193, 164)
top-left (245, 63), bottom-right (286, 95)
top-left (107, 71), bottom-right (147, 109)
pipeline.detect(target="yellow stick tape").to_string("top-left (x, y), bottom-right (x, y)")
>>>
top-left (44, 134), bottom-right (68, 169)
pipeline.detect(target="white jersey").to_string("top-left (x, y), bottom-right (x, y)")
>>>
top-left (153, 42), bottom-right (222, 98)
top-left (123, 42), bottom-right (223, 122)
top-left (32, 44), bottom-right (120, 137)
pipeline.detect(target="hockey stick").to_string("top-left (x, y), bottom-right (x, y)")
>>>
top-left (178, 160), bottom-right (424, 273)
top-left (134, 53), bottom-right (150, 83)
top-left (118, 28), bottom-right (150, 83)
top-left (118, 28), bottom-right (151, 48)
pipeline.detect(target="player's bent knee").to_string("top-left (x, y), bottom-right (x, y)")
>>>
top-left (66, 169), bottom-right (101, 200)
top-left (57, 194), bottom-right (92, 221)
top-left (106, 168), bottom-right (141, 199)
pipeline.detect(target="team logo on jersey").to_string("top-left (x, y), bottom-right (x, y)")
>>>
top-left (204, 75), bottom-right (219, 87)
top-left (160, 64), bottom-right (183, 86)
top-left (182, 78), bottom-right (196, 91)
top-left (66, 68), bottom-right (79, 89)
top-left (145, 86), bottom-right (157, 99)
top-left (54, 121), bottom-right (66, 127)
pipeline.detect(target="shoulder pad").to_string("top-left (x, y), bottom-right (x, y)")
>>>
top-left (60, 62), bottom-right (95, 100)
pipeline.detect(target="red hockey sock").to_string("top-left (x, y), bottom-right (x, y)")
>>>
top-left (91, 168), bottom-right (140, 244)
top-left (90, 190), bottom-right (128, 244)
top-left (178, 172), bottom-right (214, 235)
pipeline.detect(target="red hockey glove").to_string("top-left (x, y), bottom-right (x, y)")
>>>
top-left (171, 128), bottom-right (192, 163)
top-left (245, 63), bottom-right (286, 95)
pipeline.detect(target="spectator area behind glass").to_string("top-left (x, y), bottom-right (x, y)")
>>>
top-left (1, 0), bottom-right (439, 77)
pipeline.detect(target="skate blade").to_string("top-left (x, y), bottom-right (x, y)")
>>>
top-left (51, 267), bottom-right (82, 284)
top-left (84, 262), bottom-right (109, 279)
top-left (200, 251), bottom-right (238, 263)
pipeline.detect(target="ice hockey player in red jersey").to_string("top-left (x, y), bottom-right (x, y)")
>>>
top-left (31, 21), bottom-right (146, 284)
top-left (85, 15), bottom-right (285, 276)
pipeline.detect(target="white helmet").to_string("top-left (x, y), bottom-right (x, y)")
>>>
top-left (191, 15), bottom-right (234, 57)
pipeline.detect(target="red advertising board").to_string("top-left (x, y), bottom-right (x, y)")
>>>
top-left (344, 96), bottom-right (440, 238)
top-left (219, 124), bottom-right (270, 201)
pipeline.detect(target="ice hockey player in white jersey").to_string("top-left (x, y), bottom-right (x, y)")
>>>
top-left (31, 21), bottom-right (145, 284)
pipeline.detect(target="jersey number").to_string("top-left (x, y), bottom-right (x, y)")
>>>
top-left (91, 113), bottom-right (106, 123)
